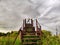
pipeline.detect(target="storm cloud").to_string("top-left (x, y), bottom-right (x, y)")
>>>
top-left (0, 0), bottom-right (60, 34)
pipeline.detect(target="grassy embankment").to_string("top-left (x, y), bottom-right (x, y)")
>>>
top-left (0, 30), bottom-right (60, 45)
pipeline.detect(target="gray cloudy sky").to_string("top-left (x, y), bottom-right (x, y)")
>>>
top-left (0, 0), bottom-right (60, 34)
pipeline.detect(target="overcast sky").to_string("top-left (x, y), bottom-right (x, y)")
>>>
top-left (0, 0), bottom-right (60, 34)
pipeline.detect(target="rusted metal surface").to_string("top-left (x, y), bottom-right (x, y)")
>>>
top-left (20, 19), bottom-right (42, 45)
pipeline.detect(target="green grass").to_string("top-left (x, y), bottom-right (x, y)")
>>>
top-left (0, 30), bottom-right (60, 45)
top-left (0, 36), bottom-right (21, 45)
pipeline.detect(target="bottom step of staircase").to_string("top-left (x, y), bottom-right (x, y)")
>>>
top-left (22, 42), bottom-right (40, 44)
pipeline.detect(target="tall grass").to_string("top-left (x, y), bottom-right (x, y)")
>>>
top-left (0, 36), bottom-right (21, 45)
top-left (0, 30), bottom-right (60, 45)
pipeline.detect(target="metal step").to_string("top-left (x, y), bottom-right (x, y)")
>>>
top-left (22, 38), bottom-right (40, 42)
top-left (23, 35), bottom-right (39, 36)
top-left (23, 35), bottom-right (39, 38)
top-left (23, 38), bottom-right (40, 40)
top-left (22, 42), bottom-right (40, 44)
top-left (23, 32), bottom-right (35, 35)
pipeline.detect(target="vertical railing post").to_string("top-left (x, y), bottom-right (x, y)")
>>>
top-left (31, 19), bottom-right (33, 26)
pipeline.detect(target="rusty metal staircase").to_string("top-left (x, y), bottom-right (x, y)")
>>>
top-left (20, 19), bottom-right (42, 45)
